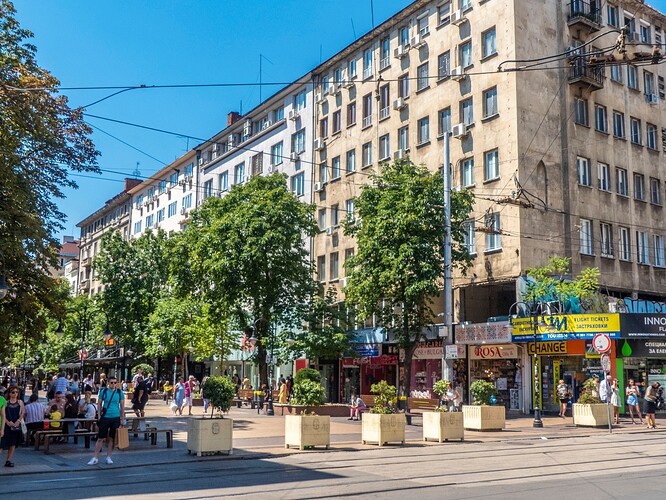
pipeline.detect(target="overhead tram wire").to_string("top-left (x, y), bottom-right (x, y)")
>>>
top-left (86, 122), bottom-right (169, 166)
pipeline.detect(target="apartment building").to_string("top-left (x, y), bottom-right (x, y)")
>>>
top-left (312, 0), bottom-right (666, 325)
top-left (76, 178), bottom-right (140, 297)
top-left (127, 151), bottom-right (198, 237)
top-left (197, 79), bottom-right (315, 210)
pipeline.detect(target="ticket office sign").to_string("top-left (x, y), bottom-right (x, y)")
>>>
top-left (511, 314), bottom-right (620, 342)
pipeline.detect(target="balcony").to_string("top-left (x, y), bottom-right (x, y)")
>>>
top-left (79, 279), bottom-right (90, 291)
top-left (567, 1), bottom-right (601, 33)
top-left (362, 115), bottom-right (372, 128)
top-left (81, 256), bottom-right (92, 268)
top-left (569, 59), bottom-right (604, 91)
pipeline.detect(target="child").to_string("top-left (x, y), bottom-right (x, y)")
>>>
top-left (49, 404), bottom-right (62, 429)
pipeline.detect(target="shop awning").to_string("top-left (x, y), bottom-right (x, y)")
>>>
top-left (350, 327), bottom-right (386, 344)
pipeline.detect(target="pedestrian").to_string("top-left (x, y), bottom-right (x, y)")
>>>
top-left (83, 374), bottom-right (95, 393)
top-left (63, 392), bottom-right (79, 438)
top-left (644, 381), bottom-right (660, 429)
top-left (201, 376), bottom-right (210, 414)
top-left (443, 382), bottom-right (461, 412)
top-left (278, 377), bottom-right (288, 404)
top-left (599, 375), bottom-right (612, 404)
top-left (53, 371), bottom-right (69, 396)
top-left (132, 367), bottom-right (143, 388)
top-left (173, 377), bottom-right (185, 416)
top-left (348, 393), bottom-right (366, 421)
top-left (286, 375), bottom-right (293, 401)
top-left (78, 391), bottom-right (97, 432)
top-left (49, 391), bottom-right (66, 415)
top-left (0, 385), bottom-right (25, 467)
top-left (132, 375), bottom-right (148, 420)
top-left (88, 376), bottom-right (125, 465)
top-left (144, 372), bottom-right (154, 396)
top-left (47, 404), bottom-right (61, 430)
top-left (610, 378), bottom-right (621, 424)
top-left (23, 394), bottom-right (44, 445)
top-left (30, 378), bottom-right (39, 397)
top-left (556, 379), bottom-right (570, 418)
top-left (625, 379), bottom-right (644, 424)
top-left (184, 376), bottom-right (195, 415)
top-left (242, 376), bottom-right (251, 390)
top-left (70, 374), bottom-right (80, 396)
top-left (163, 381), bottom-right (173, 404)
top-left (99, 373), bottom-right (107, 390)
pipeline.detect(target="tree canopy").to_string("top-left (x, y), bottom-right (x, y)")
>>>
top-left (344, 158), bottom-right (474, 398)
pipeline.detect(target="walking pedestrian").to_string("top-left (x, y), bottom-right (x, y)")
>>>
top-left (184, 376), bottom-right (195, 415)
top-left (626, 379), bottom-right (644, 424)
top-left (99, 373), bottom-right (107, 390)
top-left (599, 374), bottom-right (612, 404)
top-left (88, 376), bottom-right (125, 465)
top-left (173, 377), bottom-right (185, 416)
top-left (24, 394), bottom-right (44, 445)
top-left (132, 375), bottom-right (148, 419)
top-left (278, 377), bottom-right (288, 404)
top-left (557, 379), bottom-right (571, 417)
top-left (610, 378), bottom-right (621, 424)
top-left (644, 381), bottom-right (660, 429)
top-left (201, 376), bottom-right (210, 414)
top-left (0, 386), bottom-right (25, 467)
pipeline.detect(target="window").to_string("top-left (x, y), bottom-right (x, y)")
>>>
top-left (379, 134), bottom-right (390, 160)
top-left (644, 70), bottom-right (655, 96)
top-left (484, 150), bottom-right (499, 181)
top-left (345, 199), bottom-right (355, 223)
top-left (182, 194), bottom-right (192, 210)
top-left (655, 235), bottom-right (666, 267)
top-left (399, 27), bottom-right (410, 47)
top-left (438, 107), bottom-right (451, 136)
top-left (234, 163), bottom-right (245, 185)
top-left (417, 117), bottom-right (430, 145)
top-left (317, 256), bottom-right (326, 282)
top-left (462, 158), bottom-right (474, 187)
top-left (463, 220), bottom-right (476, 255)
top-left (594, 104), bottom-right (607, 133)
top-left (461, 98), bottom-right (474, 126)
top-left (218, 171), bottom-right (229, 192)
top-left (607, 5), bottom-right (619, 27)
top-left (485, 212), bottom-right (501, 251)
top-left (362, 93), bottom-right (372, 128)
top-left (610, 64), bottom-right (622, 82)
top-left (647, 123), bottom-right (658, 150)
top-left (363, 49), bottom-right (373, 79)
top-left (319, 117), bottom-right (329, 138)
top-left (398, 74), bottom-right (410, 98)
top-left (482, 28), bottom-right (496, 58)
top-left (168, 201), bottom-right (177, 218)
top-left (271, 142), bottom-right (284, 165)
top-left (156, 208), bottom-right (165, 223)
top-left (598, 163), bottom-right (610, 191)
top-left (295, 90), bottom-right (307, 110)
top-left (417, 13), bottom-right (430, 36)
top-left (637, 231), bottom-right (650, 264)
top-left (330, 156), bottom-right (341, 180)
top-left (362, 142), bottom-right (372, 167)
top-left (185, 163), bottom-right (193, 178)
top-left (574, 98), bottom-right (588, 126)
top-left (640, 24), bottom-right (651, 44)
top-left (346, 149), bottom-right (356, 173)
top-left (319, 162), bottom-right (328, 183)
top-left (651, 178), bottom-right (662, 205)
top-left (461, 0), bottom-right (472, 10)
top-left (634, 173), bottom-right (645, 201)
top-left (613, 111), bottom-right (624, 138)
top-left (347, 102), bottom-right (356, 126)
top-left (158, 179), bottom-right (167, 194)
top-left (332, 110), bottom-right (341, 134)
top-left (379, 84), bottom-right (390, 119)
top-left (291, 173), bottom-right (305, 196)
top-left (437, 52), bottom-right (450, 80)
top-left (619, 226), bottom-right (631, 261)
top-left (133, 221), bottom-right (142, 234)
top-left (380, 38), bottom-right (390, 70)
top-left (460, 41), bottom-right (473, 68)
top-left (630, 118), bottom-right (641, 144)
top-left (330, 252), bottom-right (339, 280)
top-left (145, 214), bottom-right (154, 228)
top-left (203, 179), bottom-right (214, 199)
top-left (348, 58), bottom-right (357, 79)
top-left (628, 65), bottom-right (639, 90)
top-left (600, 223), bottom-right (613, 257)
top-left (330, 204), bottom-right (339, 226)
top-left (483, 87), bottom-right (498, 118)
top-left (438, 1), bottom-right (451, 25)
top-left (292, 129), bottom-right (306, 154)
top-left (322, 76), bottom-right (330, 93)
top-left (318, 209), bottom-right (327, 230)
top-left (417, 63), bottom-right (429, 91)
top-left (580, 219), bottom-right (593, 255)
top-left (273, 107), bottom-right (284, 122)
top-left (398, 126), bottom-right (409, 151)
top-left (170, 172), bottom-right (178, 187)
top-left (616, 168), bottom-right (628, 196)
top-left (577, 157), bottom-right (591, 186)
top-left (344, 248), bottom-right (355, 272)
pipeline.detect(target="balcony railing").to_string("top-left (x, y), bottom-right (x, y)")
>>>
top-left (569, 59), bottom-right (604, 90)
top-left (362, 115), bottom-right (372, 128)
top-left (379, 107), bottom-right (390, 120)
top-left (567, 1), bottom-right (601, 31)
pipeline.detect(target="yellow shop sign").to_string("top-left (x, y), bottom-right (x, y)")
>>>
top-left (512, 314), bottom-right (620, 341)
top-left (527, 341), bottom-right (567, 355)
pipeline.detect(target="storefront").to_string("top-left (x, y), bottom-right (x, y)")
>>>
top-left (618, 338), bottom-right (666, 413)
top-left (469, 344), bottom-right (523, 411)
top-left (445, 345), bottom-right (468, 405)
top-left (406, 339), bottom-right (442, 397)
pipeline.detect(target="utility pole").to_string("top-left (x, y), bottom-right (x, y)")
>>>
top-left (442, 131), bottom-right (453, 382)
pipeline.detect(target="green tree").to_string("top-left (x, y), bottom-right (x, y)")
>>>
top-left (0, 0), bottom-right (98, 349)
top-left (183, 173), bottom-right (318, 386)
top-left (344, 159), bottom-right (474, 399)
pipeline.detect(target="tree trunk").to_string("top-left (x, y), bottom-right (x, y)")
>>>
top-left (402, 342), bottom-right (418, 411)
top-left (258, 344), bottom-right (268, 388)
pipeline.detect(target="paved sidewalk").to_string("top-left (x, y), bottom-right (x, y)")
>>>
top-left (1, 398), bottom-right (660, 476)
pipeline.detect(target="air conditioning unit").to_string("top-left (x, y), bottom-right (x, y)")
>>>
top-left (452, 123), bottom-right (468, 138)
top-left (185, 174), bottom-right (193, 181)
top-left (341, 78), bottom-right (353, 88)
top-left (394, 149), bottom-right (406, 160)
top-left (262, 119), bottom-right (273, 130)
top-left (451, 9), bottom-right (466, 25)
top-left (290, 151), bottom-right (300, 161)
top-left (243, 120), bottom-right (253, 136)
top-left (314, 138), bottom-right (325, 151)
top-left (268, 164), bottom-right (276, 173)
top-left (393, 97), bottom-right (407, 110)
top-left (450, 66), bottom-right (466, 81)
top-left (647, 94), bottom-right (659, 105)
top-left (326, 227), bottom-right (334, 235)
top-left (410, 34), bottom-right (426, 48)
top-left (394, 45), bottom-right (407, 59)
top-left (288, 109), bottom-right (300, 121)
top-left (180, 208), bottom-right (188, 216)
top-left (327, 84), bottom-right (338, 96)
top-left (315, 92), bottom-right (324, 103)
top-left (228, 134), bottom-right (238, 148)
top-left (314, 182), bottom-right (324, 192)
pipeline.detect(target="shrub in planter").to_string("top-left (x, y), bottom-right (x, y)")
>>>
top-left (464, 380), bottom-right (504, 431)
top-left (294, 368), bottom-right (321, 386)
top-left (470, 379), bottom-right (497, 405)
top-left (577, 378), bottom-right (602, 404)
top-left (132, 363), bottom-right (153, 375)
top-left (292, 379), bottom-right (326, 408)
top-left (370, 380), bottom-right (397, 414)
top-left (202, 376), bottom-right (236, 418)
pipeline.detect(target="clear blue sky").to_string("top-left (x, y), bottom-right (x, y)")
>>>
top-left (13, 0), bottom-right (666, 241)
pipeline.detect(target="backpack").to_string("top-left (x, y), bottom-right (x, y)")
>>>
top-left (144, 377), bottom-right (153, 394)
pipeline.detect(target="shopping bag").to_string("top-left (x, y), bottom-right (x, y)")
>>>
top-left (116, 426), bottom-right (129, 450)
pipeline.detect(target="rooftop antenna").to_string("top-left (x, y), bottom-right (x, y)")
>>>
top-left (132, 162), bottom-right (141, 179)
top-left (351, 18), bottom-right (357, 39)
top-left (370, 0), bottom-right (375, 30)
top-left (259, 54), bottom-right (274, 103)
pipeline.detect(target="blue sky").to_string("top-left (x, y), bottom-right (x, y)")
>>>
top-left (13, 0), bottom-right (666, 241)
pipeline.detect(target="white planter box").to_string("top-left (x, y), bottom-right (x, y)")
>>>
top-left (423, 411), bottom-right (464, 442)
top-left (361, 413), bottom-right (405, 446)
top-left (462, 405), bottom-right (505, 430)
top-left (285, 415), bottom-right (331, 450)
top-left (187, 417), bottom-right (233, 456)
top-left (573, 403), bottom-right (610, 427)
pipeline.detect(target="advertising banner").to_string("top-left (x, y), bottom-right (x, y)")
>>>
top-left (469, 344), bottom-right (519, 359)
top-left (511, 314), bottom-right (620, 342)
top-left (620, 314), bottom-right (666, 338)
top-left (618, 339), bottom-right (666, 358)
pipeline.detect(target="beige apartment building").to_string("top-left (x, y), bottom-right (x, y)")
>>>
top-left (312, 0), bottom-right (666, 324)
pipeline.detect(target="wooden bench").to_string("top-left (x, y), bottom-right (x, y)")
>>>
top-left (233, 389), bottom-right (255, 408)
top-left (36, 429), bottom-right (98, 453)
top-left (141, 427), bottom-right (174, 448)
top-left (405, 397), bottom-right (440, 425)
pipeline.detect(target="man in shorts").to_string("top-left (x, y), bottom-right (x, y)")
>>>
top-left (88, 376), bottom-right (125, 465)
top-left (132, 375), bottom-right (148, 419)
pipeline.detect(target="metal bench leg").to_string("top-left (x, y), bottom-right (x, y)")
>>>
top-left (167, 431), bottom-right (173, 448)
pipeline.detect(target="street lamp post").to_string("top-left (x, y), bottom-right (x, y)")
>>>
top-left (248, 318), bottom-right (276, 416)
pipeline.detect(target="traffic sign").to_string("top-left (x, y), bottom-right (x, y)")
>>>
top-left (592, 333), bottom-right (611, 353)
top-left (600, 353), bottom-right (611, 373)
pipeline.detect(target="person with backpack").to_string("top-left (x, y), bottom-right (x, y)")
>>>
top-left (144, 373), bottom-right (154, 395)
top-left (88, 376), bottom-right (125, 465)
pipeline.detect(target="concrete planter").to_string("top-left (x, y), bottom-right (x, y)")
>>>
top-left (361, 413), bottom-right (405, 446)
top-left (462, 405), bottom-right (506, 431)
top-left (423, 411), bottom-right (464, 442)
top-left (284, 415), bottom-right (330, 450)
top-left (573, 403), bottom-right (609, 427)
top-left (187, 417), bottom-right (233, 456)
top-left (275, 404), bottom-right (349, 417)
